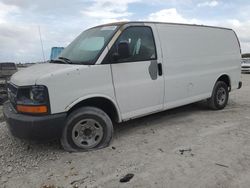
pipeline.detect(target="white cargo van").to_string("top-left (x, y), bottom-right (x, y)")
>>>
top-left (4, 22), bottom-right (242, 151)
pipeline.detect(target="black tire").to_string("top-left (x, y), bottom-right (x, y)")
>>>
top-left (207, 81), bottom-right (229, 110)
top-left (61, 106), bottom-right (113, 152)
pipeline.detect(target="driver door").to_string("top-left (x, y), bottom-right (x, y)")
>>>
top-left (103, 25), bottom-right (165, 120)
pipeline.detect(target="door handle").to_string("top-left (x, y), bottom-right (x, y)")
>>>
top-left (158, 63), bottom-right (162, 76)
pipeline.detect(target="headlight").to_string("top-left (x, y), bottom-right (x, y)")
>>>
top-left (30, 85), bottom-right (47, 103)
top-left (16, 85), bottom-right (49, 114)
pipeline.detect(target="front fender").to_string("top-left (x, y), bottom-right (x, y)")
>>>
top-left (65, 94), bottom-right (122, 122)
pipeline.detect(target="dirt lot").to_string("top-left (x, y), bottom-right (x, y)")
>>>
top-left (0, 74), bottom-right (250, 188)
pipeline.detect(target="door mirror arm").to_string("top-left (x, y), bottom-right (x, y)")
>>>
top-left (111, 52), bottom-right (120, 63)
top-left (118, 41), bottom-right (130, 59)
top-left (111, 41), bottom-right (130, 63)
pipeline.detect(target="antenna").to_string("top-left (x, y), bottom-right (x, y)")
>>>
top-left (38, 26), bottom-right (46, 63)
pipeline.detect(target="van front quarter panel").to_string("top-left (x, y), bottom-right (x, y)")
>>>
top-left (35, 64), bottom-right (117, 115)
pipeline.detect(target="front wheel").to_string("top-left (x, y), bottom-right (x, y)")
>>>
top-left (61, 107), bottom-right (113, 152)
top-left (207, 81), bottom-right (229, 110)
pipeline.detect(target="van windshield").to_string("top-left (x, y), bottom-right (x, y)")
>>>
top-left (58, 26), bottom-right (118, 65)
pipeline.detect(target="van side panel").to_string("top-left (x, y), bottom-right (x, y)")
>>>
top-left (155, 24), bottom-right (241, 109)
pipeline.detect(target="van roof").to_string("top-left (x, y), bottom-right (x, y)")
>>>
top-left (96, 21), bottom-right (232, 31)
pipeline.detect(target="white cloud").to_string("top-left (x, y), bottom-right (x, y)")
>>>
top-left (0, 23), bottom-right (42, 62)
top-left (198, 1), bottom-right (219, 7)
top-left (81, 0), bottom-right (140, 24)
top-left (0, 2), bottom-right (19, 24)
top-left (147, 8), bottom-right (200, 24)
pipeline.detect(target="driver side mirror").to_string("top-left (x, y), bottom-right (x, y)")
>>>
top-left (112, 41), bottom-right (130, 62)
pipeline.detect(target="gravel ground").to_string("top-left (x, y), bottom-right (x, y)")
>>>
top-left (0, 74), bottom-right (250, 188)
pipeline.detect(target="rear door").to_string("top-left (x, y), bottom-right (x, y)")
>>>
top-left (103, 24), bottom-right (164, 120)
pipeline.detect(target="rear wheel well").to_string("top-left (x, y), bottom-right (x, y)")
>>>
top-left (217, 75), bottom-right (231, 91)
top-left (68, 97), bottom-right (119, 122)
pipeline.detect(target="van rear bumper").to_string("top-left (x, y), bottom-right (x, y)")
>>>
top-left (3, 102), bottom-right (66, 140)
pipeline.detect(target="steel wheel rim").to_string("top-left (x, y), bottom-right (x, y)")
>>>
top-left (72, 118), bottom-right (103, 149)
top-left (216, 87), bottom-right (226, 105)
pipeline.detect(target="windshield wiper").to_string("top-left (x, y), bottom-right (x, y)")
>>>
top-left (58, 57), bottom-right (73, 64)
top-left (50, 59), bottom-right (66, 64)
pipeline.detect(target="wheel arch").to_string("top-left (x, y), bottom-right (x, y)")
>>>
top-left (65, 95), bottom-right (122, 122)
top-left (215, 74), bottom-right (231, 91)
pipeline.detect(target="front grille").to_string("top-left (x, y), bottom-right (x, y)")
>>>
top-left (242, 66), bottom-right (250, 69)
top-left (7, 83), bottom-right (18, 107)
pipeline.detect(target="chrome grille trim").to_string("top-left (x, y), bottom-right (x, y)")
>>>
top-left (7, 83), bottom-right (18, 107)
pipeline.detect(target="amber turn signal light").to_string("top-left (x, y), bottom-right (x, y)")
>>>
top-left (17, 105), bottom-right (48, 114)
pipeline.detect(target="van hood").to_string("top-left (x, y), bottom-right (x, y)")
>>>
top-left (11, 63), bottom-right (86, 86)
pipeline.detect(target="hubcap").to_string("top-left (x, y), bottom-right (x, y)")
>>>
top-left (216, 87), bottom-right (226, 105)
top-left (72, 119), bottom-right (103, 149)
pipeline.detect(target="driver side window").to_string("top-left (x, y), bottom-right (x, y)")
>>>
top-left (102, 26), bottom-right (157, 64)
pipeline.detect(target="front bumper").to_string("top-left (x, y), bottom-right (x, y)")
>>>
top-left (3, 102), bottom-right (66, 140)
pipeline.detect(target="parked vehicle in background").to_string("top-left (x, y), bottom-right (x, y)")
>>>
top-left (3, 22), bottom-right (242, 152)
top-left (0, 62), bottom-right (17, 104)
top-left (241, 58), bottom-right (250, 73)
top-left (50, 47), bottom-right (64, 60)
top-left (242, 53), bottom-right (250, 59)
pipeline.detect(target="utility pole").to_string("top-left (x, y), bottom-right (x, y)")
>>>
top-left (38, 26), bottom-right (46, 63)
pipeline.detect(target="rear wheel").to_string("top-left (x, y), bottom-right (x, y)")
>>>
top-left (207, 81), bottom-right (229, 110)
top-left (61, 107), bottom-right (113, 152)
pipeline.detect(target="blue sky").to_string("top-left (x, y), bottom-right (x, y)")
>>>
top-left (0, 0), bottom-right (250, 63)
